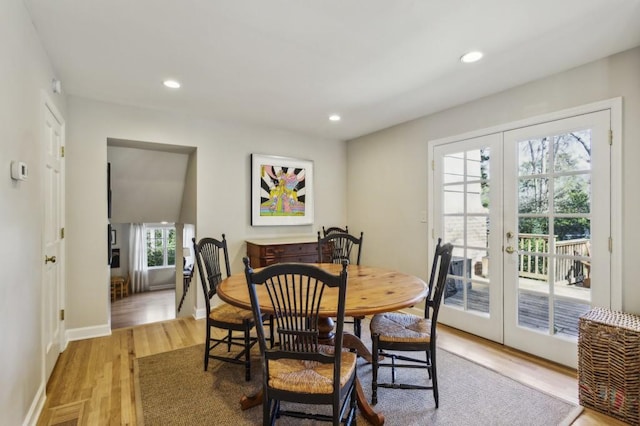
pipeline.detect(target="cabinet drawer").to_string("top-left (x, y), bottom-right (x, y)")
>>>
top-left (247, 238), bottom-right (328, 268)
top-left (260, 253), bottom-right (318, 266)
top-left (264, 243), bottom-right (317, 257)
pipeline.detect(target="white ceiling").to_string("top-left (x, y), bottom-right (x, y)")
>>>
top-left (24, 0), bottom-right (640, 141)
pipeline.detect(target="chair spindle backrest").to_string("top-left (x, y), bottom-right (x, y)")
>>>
top-left (317, 231), bottom-right (363, 266)
top-left (425, 242), bottom-right (454, 328)
top-left (322, 226), bottom-right (349, 237)
top-left (193, 235), bottom-right (231, 311)
top-left (243, 259), bottom-right (349, 362)
top-left (425, 238), bottom-right (442, 317)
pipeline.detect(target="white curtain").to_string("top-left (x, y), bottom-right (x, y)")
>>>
top-left (129, 223), bottom-right (149, 293)
top-left (183, 224), bottom-right (195, 268)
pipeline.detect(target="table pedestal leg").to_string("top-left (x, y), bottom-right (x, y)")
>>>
top-left (356, 378), bottom-right (385, 425)
top-left (240, 389), bottom-right (263, 410)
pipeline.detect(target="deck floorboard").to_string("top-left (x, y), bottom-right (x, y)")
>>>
top-left (444, 285), bottom-right (591, 337)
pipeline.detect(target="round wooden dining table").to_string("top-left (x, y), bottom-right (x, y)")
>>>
top-left (217, 263), bottom-right (428, 426)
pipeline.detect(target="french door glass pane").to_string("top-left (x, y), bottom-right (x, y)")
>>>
top-left (553, 131), bottom-right (591, 173)
top-left (516, 129), bottom-right (592, 337)
top-left (442, 148), bottom-right (491, 316)
top-left (519, 178), bottom-right (549, 213)
top-left (554, 175), bottom-right (591, 214)
top-left (444, 185), bottom-right (464, 214)
top-left (443, 153), bottom-right (465, 184)
top-left (467, 182), bottom-right (488, 214)
top-left (443, 216), bottom-right (464, 245)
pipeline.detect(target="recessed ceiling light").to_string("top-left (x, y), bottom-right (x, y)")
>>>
top-left (460, 51), bottom-right (483, 64)
top-left (163, 79), bottom-right (181, 89)
top-left (329, 114), bottom-right (341, 122)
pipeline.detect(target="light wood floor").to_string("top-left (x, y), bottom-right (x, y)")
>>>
top-left (39, 299), bottom-right (623, 425)
top-left (110, 289), bottom-right (176, 329)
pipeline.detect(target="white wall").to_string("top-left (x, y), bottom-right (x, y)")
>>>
top-left (65, 97), bottom-right (347, 332)
top-left (108, 145), bottom-right (190, 223)
top-left (0, 0), bottom-right (67, 424)
top-left (347, 46), bottom-right (640, 314)
top-left (179, 150), bottom-right (197, 225)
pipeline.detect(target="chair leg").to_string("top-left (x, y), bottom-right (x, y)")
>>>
top-left (204, 325), bottom-right (211, 371)
top-left (244, 326), bottom-right (251, 381)
top-left (269, 399), bottom-right (279, 426)
top-left (350, 381), bottom-right (357, 425)
top-left (431, 346), bottom-right (439, 408)
top-left (227, 330), bottom-right (232, 352)
top-left (371, 334), bottom-right (379, 405)
top-left (263, 396), bottom-right (271, 426)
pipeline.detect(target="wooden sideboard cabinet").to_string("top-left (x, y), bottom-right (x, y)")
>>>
top-left (246, 236), bottom-right (328, 267)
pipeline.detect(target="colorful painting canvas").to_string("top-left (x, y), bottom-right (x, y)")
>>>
top-left (251, 154), bottom-right (314, 226)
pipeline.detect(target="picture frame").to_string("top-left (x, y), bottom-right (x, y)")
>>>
top-left (111, 229), bottom-right (117, 246)
top-left (111, 248), bottom-right (120, 268)
top-left (251, 154), bottom-right (314, 226)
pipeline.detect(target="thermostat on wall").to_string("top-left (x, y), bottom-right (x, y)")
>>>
top-left (11, 161), bottom-right (28, 181)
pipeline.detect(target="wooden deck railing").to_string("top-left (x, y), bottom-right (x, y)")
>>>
top-left (518, 234), bottom-right (590, 284)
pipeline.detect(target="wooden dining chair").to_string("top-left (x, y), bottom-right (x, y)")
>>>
top-left (317, 231), bottom-right (364, 337)
top-left (110, 277), bottom-right (120, 301)
top-left (122, 273), bottom-right (130, 298)
top-left (110, 276), bottom-right (126, 301)
top-left (243, 258), bottom-right (357, 426)
top-left (369, 239), bottom-right (453, 408)
top-left (193, 235), bottom-right (262, 381)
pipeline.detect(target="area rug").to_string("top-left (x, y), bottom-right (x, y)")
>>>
top-left (135, 342), bottom-right (582, 425)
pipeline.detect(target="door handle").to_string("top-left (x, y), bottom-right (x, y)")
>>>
top-left (505, 246), bottom-right (515, 254)
top-left (45, 255), bottom-right (57, 264)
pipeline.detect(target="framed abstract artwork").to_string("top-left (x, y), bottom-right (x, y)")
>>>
top-left (251, 154), bottom-right (314, 226)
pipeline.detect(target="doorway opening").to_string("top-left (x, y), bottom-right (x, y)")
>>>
top-left (107, 138), bottom-right (197, 329)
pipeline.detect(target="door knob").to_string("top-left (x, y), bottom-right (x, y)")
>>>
top-left (506, 231), bottom-right (514, 239)
top-left (505, 246), bottom-right (515, 254)
top-left (45, 255), bottom-right (57, 264)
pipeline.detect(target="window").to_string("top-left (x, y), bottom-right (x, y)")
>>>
top-left (146, 225), bottom-right (176, 268)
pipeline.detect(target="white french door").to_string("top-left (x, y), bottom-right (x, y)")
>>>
top-left (431, 108), bottom-right (612, 367)
top-left (433, 134), bottom-right (504, 343)
top-left (502, 110), bottom-right (610, 367)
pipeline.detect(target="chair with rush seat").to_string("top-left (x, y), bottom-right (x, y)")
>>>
top-left (369, 239), bottom-right (453, 407)
top-left (317, 231), bottom-right (364, 337)
top-left (193, 235), bottom-right (264, 381)
top-left (243, 258), bottom-right (357, 425)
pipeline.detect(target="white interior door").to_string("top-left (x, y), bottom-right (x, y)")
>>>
top-left (503, 110), bottom-right (610, 368)
top-left (433, 133), bottom-right (504, 343)
top-left (43, 102), bottom-right (64, 381)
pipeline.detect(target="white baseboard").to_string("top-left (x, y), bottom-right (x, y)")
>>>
top-left (149, 283), bottom-right (175, 291)
top-left (65, 324), bottom-right (112, 342)
top-left (22, 382), bottom-right (45, 426)
top-left (194, 307), bottom-right (206, 320)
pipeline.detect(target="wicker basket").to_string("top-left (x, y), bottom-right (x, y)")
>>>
top-left (578, 307), bottom-right (640, 425)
